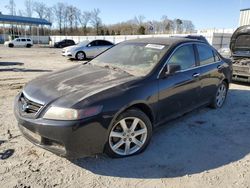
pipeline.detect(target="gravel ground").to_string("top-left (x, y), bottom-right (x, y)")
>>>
top-left (0, 45), bottom-right (250, 188)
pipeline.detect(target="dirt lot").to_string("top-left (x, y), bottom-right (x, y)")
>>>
top-left (0, 45), bottom-right (250, 188)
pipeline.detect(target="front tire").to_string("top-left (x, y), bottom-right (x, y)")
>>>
top-left (210, 81), bottom-right (228, 108)
top-left (9, 43), bottom-right (14, 48)
top-left (105, 108), bottom-right (152, 158)
top-left (76, 51), bottom-right (86, 60)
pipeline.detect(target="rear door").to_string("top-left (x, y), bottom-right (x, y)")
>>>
top-left (99, 40), bottom-right (113, 51)
top-left (158, 44), bottom-right (201, 122)
top-left (21, 38), bottom-right (27, 47)
top-left (195, 43), bottom-right (223, 104)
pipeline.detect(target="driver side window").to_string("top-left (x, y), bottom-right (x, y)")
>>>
top-left (168, 44), bottom-right (196, 70)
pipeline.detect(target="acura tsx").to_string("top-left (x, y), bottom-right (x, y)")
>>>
top-left (14, 37), bottom-right (232, 158)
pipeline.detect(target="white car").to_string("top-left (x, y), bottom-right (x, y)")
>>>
top-left (4, 38), bottom-right (33, 48)
top-left (62, 40), bottom-right (114, 60)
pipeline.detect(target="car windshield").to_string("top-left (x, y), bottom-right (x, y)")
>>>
top-left (76, 41), bottom-right (89, 47)
top-left (90, 42), bottom-right (169, 76)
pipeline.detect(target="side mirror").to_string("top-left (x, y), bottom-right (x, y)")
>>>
top-left (166, 64), bottom-right (181, 75)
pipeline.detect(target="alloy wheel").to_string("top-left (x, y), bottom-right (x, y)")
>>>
top-left (216, 83), bottom-right (227, 107)
top-left (77, 52), bottom-right (85, 60)
top-left (109, 117), bottom-right (148, 156)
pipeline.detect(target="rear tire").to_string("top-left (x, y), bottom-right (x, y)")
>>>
top-left (9, 43), bottom-right (14, 48)
top-left (76, 51), bottom-right (86, 60)
top-left (105, 108), bottom-right (152, 158)
top-left (26, 44), bottom-right (31, 48)
top-left (210, 81), bottom-right (228, 109)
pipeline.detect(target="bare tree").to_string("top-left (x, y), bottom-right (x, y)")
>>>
top-left (18, 10), bottom-right (24, 16)
top-left (45, 7), bottom-right (54, 23)
top-left (90, 8), bottom-right (102, 35)
top-left (161, 15), bottom-right (174, 34)
top-left (66, 5), bottom-right (79, 32)
top-left (134, 15), bottom-right (145, 26)
top-left (79, 11), bottom-right (91, 35)
top-left (53, 3), bottom-right (65, 34)
top-left (182, 20), bottom-right (195, 33)
top-left (33, 1), bottom-right (47, 19)
top-left (24, 0), bottom-right (33, 17)
top-left (63, 6), bottom-right (69, 34)
top-left (5, 0), bottom-right (16, 15)
top-left (174, 19), bottom-right (183, 33)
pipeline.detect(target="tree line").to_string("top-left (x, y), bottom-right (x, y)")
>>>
top-left (3, 0), bottom-right (195, 36)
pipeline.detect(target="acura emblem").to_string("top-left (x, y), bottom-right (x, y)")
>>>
top-left (21, 99), bottom-right (29, 112)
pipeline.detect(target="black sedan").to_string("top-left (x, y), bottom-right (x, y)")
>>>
top-left (14, 38), bottom-right (232, 158)
top-left (54, 39), bottom-right (75, 48)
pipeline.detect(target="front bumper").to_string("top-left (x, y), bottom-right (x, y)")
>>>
top-left (62, 51), bottom-right (73, 58)
top-left (14, 99), bottom-right (110, 158)
top-left (232, 74), bottom-right (250, 83)
top-left (232, 64), bottom-right (250, 83)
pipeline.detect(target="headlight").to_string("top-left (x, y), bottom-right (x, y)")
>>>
top-left (43, 106), bottom-right (103, 120)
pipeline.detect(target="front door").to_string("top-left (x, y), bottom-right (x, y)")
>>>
top-left (158, 44), bottom-right (201, 123)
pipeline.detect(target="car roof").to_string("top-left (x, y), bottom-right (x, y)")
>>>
top-left (122, 37), bottom-right (203, 46)
top-left (16, 38), bottom-right (31, 39)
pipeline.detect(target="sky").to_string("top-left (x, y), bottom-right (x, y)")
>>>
top-left (0, 0), bottom-right (250, 29)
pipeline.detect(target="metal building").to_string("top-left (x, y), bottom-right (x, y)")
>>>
top-left (239, 8), bottom-right (250, 26)
top-left (0, 13), bottom-right (52, 44)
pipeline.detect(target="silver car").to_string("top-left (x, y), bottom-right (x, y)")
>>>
top-left (62, 40), bottom-right (114, 60)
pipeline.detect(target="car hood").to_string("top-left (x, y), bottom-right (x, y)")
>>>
top-left (63, 44), bottom-right (85, 51)
top-left (23, 64), bottom-right (135, 108)
top-left (230, 25), bottom-right (250, 57)
top-left (63, 45), bottom-right (77, 51)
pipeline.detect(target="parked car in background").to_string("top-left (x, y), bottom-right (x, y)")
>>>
top-left (62, 39), bottom-right (114, 60)
top-left (4, 37), bottom-right (33, 48)
top-left (54, 39), bottom-right (75, 48)
top-left (172, 35), bottom-right (209, 44)
top-left (15, 37), bottom-right (232, 158)
top-left (229, 25), bottom-right (250, 83)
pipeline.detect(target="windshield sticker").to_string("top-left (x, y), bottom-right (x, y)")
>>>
top-left (145, 44), bottom-right (165, 50)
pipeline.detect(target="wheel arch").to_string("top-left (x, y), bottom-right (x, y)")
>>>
top-left (75, 51), bottom-right (86, 59)
top-left (223, 78), bottom-right (229, 88)
top-left (111, 102), bottom-right (155, 127)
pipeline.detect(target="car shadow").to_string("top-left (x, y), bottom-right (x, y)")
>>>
top-left (0, 62), bottom-right (24, 66)
top-left (0, 68), bottom-right (52, 72)
top-left (72, 88), bottom-right (250, 179)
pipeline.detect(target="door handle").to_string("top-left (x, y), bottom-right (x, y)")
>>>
top-left (192, 73), bottom-right (200, 78)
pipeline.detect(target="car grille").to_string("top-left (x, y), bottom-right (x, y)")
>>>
top-left (19, 93), bottom-right (43, 116)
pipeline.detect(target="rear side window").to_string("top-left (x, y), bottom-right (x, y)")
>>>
top-left (168, 44), bottom-right (196, 70)
top-left (27, 39), bottom-right (31, 41)
top-left (99, 40), bottom-right (113, 46)
top-left (196, 44), bottom-right (215, 65)
top-left (21, 39), bottom-right (26, 42)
